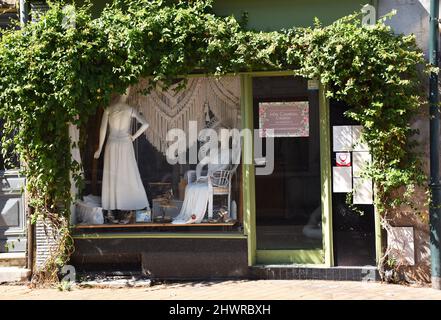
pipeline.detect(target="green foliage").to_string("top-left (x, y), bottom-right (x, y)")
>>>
top-left (0, 0), bottom-right (428, 281)
top-left (57, 279), bottom-right (73, 291)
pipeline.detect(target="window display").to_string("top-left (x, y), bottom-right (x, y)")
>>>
top-left (76, 76), bottom-right (242, 230)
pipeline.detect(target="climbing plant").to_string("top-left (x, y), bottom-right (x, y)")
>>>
top-left (0, 0), bottom-right (429, 283)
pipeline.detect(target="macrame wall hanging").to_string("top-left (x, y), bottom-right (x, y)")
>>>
top-left (128, 76), bottom-right (241, 155)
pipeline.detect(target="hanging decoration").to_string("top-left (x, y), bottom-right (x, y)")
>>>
top-left (130, 76), bottom-right (241, 155)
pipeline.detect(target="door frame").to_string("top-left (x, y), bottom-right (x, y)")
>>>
top-left (240, 72), bottom-right (334, 267)
top-left (241, 71), bottom-right (382, 267)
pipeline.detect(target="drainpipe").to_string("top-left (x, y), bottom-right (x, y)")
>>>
top-left (429, 0), bottom-right (441, 290)
top-left (19, 0), bottom-right (29, 26)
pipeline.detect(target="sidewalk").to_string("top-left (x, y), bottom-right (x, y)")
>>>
top-left (1, 280), bottom-right (441, 300)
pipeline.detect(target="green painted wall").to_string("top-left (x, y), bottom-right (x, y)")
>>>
top-left (213, 0), bottom-right (372, 30)
top-left (80, 0), bottom-right (372, 29)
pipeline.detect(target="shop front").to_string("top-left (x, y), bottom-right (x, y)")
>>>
top-left (42, 0), bottom-right (382, 280)
top-left (69, 73), bottom-right (379, 281)
top-left (71, 75), bottom-right (250, 279)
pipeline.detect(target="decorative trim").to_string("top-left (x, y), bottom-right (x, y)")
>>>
top-left (73, 232), bottom-right (247, 240)
top-left (240, 74), bottom-right (257, 266)
top-left (130, 76), bottom-right (241, 155)
top-left (319, 83), bottom-right (334, 267)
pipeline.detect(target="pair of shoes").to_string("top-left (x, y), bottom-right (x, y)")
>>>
top-left (108, 218), bottom-right (119, 224)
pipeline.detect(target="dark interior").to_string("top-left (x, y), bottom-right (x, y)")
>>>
top-left (253, 76), bottom-right (322, 250)
top-left (330, 100), bottom-right (376, 266)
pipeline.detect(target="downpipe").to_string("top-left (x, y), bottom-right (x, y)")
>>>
top-left (429, 0), bottom-right (441, 290)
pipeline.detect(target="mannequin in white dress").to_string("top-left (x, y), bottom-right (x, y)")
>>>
top-left (94, 91), bottom-right (150, 214)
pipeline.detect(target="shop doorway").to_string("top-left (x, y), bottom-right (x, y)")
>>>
top-left (330, 101), bottom-right (376, 266)
top-left (253, 76), bottom-right (323, 264)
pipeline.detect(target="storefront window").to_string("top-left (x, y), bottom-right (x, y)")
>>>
top-left (254, 76), bottom-right (323, 250)
top-left (76, 76), bottom-right (242, 231)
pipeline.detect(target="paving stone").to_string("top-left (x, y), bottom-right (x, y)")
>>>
top-left (1, 280), bottom-right (440, 300)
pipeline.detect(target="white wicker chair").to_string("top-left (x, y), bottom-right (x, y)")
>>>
top-left (185, 143), bottom-right (241, 219)
top-left (207, 163), bottom-right (239, 219)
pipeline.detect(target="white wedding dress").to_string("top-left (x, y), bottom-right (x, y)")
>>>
top-left (101, 106), bottom-right (150, 210)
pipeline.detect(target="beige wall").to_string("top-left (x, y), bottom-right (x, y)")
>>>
top-left (379, 0), bottom-right (435, 283)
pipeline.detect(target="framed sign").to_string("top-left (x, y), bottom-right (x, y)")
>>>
top-left (259, 101), bottom-right (309, 138)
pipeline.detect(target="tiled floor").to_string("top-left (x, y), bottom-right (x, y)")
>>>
top-left (1, 280), bottom-right (441, 300)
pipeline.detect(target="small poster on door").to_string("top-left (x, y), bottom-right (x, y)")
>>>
top-left (336, 152), bottom-right (351, 167)
top-left (353, 151), bottom-right (371, 177)
top-left (333, 126), bottom-right (353, 152)
top-left (333, 167), bottom-right (352, 193)
top-left (353, 177), bottom-right (373, 204)
top-left (352, 125), bottom-right (369, 151)
top-left (259, 101), bottom-right (309, 138)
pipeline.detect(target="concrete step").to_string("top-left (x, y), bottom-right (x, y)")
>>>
top-left (0, 267), bottom-right (30, 283)
top-left (0, 252), bottom-right (26, 267)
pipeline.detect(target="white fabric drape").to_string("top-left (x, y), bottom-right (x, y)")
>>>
top-left (172, 179), bottom-right (210, 224)
top-left (128, 76), bottom-right (241, 155)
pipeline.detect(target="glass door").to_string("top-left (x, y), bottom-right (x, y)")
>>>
top-left (253, 76), bottom-right (323, 264)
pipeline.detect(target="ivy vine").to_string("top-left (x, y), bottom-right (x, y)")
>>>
top-left (0, 0), bottom-right (429, 283)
